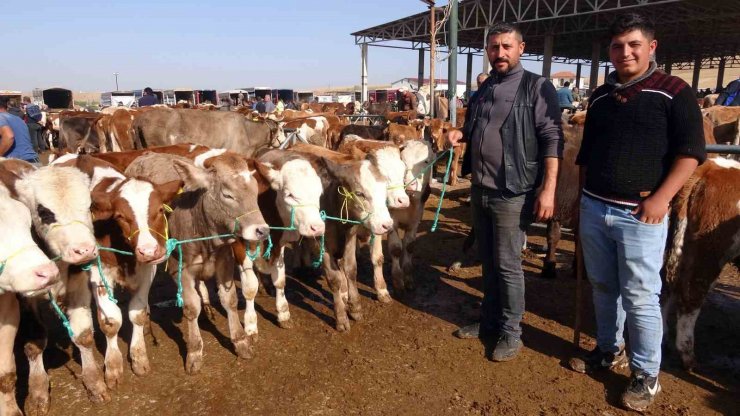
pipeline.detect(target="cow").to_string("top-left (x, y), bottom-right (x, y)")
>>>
top-left (58, 112), bottom-right (111, 154)
top-left (702, 93), bottom-right (719, 108)
top-left (51, 154), bottom-right (182, 385)
top-left (366, 102), bottom-right (393, 115)
top-left (386, 122), bottom-right (424, 145)
top-left (131, 108), bottom-right (274, 156)
top-left (339, 124), bottom-right (386, 144)
top-left (123, 152), bottom-right (270, 374)
top-left (282, 116), bottom-right (329, 147)
top-left (662, 157), bottom-right (740, 369)
top-left (338, 138), bottom-right (434, 299)
top-left (291, 143), bottom-right (394, 331)
top-left (102, 108), bottom-right (158, 152)
top-left (228, 149), bottom-right (325, 332)
top-left (0, 160), bottom-right (109, 410)
top-left (383, 110), bottom-right (417, 124)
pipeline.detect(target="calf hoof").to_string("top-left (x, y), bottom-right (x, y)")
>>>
top-left (448, 261), bottom-right (462, 272)
top-left (377, 291), bottom-right (393, 304)
top-left (681, 355), bottom-right (696, 371)
top-left (234, 338), bottom-right (254, 360)
top-left (185, 352), bottom-right (204, 375)
top-left (349, 310), bottom-right (364, 321)
top-left (336, 317), bottom-right (351, 332)
top-left (82, 369), bottom-right (110, 403)
top-left (540, 262), bottom-right (557, 279)
top-left (104, 355), bottom-right (124, 389)
top-left (131, 356), bottom-right (151, 377)
top-left (24, 396), bottom-right (49, 416)
top-left (278, 319), bottom-right (294, 329)
top-left (247, 332), bottom-right (259, 344)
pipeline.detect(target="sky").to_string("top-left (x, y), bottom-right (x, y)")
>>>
top-left (4, 0), bottom-right (577, 93)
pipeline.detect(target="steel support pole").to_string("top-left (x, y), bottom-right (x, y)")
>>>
top-left (430, 6), bottom-right (436, 118)
top-left (482, 27), bottom-right (491, 74)
top-left (448, 0), bottom-right (458, 126)
top-left (589, 40), bottom-right (600, 94)
top-left (361, 43), bottom-right (368, 104)
top-left (575, 63), bottom-right (582, 89)
top-left (418, 48), bottom-right (425, 91)
top-left (604, 64), bottom-right (609, 81)
top-left (664, 55), bottom-right (673, 75)
top-left (465, 52), bottom-right (473, 101)
top-left (691, 57), bottom-right (702, 91)
top-left (716, 57), bottom-right (726, 92)
top-left (542, 34), bottom-right (554, 79)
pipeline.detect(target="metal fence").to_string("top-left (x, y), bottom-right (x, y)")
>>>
top-left (706, 144), bottom-right (740, 155)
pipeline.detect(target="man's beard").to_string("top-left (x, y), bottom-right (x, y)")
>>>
top-left (493, 58), bottom-right (518, 74)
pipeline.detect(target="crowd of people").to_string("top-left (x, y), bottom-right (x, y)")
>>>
top-left (0, 96), bottom-right (43, 165)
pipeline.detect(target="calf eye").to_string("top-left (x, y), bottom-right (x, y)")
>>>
top-left (222, 192), bottom-right (235, 200)
top-left (37, 204), bottom-right (57, 225)
top-left (355, 191), bottom-right (366, 198)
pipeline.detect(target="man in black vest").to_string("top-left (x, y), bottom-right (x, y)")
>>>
top-left (447, 22), bottom-right (563, 361)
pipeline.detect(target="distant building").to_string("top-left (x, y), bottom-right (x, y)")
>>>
top-left (550, 71), bottom-right (589, 90)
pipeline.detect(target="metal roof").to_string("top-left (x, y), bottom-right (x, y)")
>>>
top-left (352, 0), bottom-right (740, 69)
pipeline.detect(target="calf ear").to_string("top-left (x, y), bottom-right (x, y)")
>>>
top-left (157, 179), bottom-right (185, 204)
top-left (172, 159), bottom-right (210, 190)
top-left (90, 190), bottom-right (114, 220)
top-left (254, 161), bottom-right (282, 191)
top-left (349, 146), bottom-right (367, 160)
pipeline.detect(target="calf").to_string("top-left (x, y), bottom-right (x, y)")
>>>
top-left (0, 160), bottom-right (108, 411)
top-left (0, 184), bottom-right (60, 416)
top-left (386, 122), bottom-right (424, 145)
top-left (339, 124), bottom-right (386, 145)
top-left (229, 149), bottom-right (325, 333)
top-left (52, 154), bottom-right (181, 385)
top-left (125, 152), bottom-right (269, 374)
top-left (291, 143), bottom-right (394, 331)
top-left (662, 158), bottom-right (740, 369)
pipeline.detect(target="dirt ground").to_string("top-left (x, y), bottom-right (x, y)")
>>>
top-left (15, 180), bottom-right (740, 416)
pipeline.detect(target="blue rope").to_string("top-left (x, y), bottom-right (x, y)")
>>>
top-left (431, 149), bottom-right (454, 232)
top-left (48, 290), bottom-right (74, 339)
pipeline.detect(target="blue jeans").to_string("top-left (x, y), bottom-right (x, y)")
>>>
top-left (471, 185), bottom-right (534, 339)
top-left (579, 195), bottom-right (667, 377)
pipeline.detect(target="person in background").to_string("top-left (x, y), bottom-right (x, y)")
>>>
top-left (0, 97), bottom-right (40, 165)
top-left (557, 81), bottom-right (575, 113)
top-left (435, 91), bottom-right (449, 120)
top-left (22, 96), bottom-right (46, 153)
top-left (397, 87), bottom-right (418, 112)
top-left (571, 86), bottom-right (583, 108)
top-left (6, 99), bottom-right (23, 119)
top-left (138, 87), bottom-right (159, 107)
top-left (276, 98), bottom-right (285, 113)
top-left (263, 95), bottom-right (276, 113)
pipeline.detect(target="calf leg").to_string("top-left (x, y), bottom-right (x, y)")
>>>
top-left (0, 293), bottom-right (21, 416)
top-left (22, 303), bottom-right (50, 416)
top-left (402, 226), bottom-right (420, 291)
top-left (181, 268), bottom-right (204, 375)
top-left (215, 249), bottom-right (253, 359)
top-left (66, 269), bottom-right (109, 403)
top-left (370, 234), bottom-right (392, 303)
top-left (448, 144), bottom-right (464, 186)
top-left (388, 227), bottom-right (405, 293)
top-left (270, 247), bottom-right (293, 329)
top-left (541, 220), bottom-right (561, 279)
top-left (675, 307), bottom-right (701, 370)
top-left (91, 264), bottom-right (124, 389)
top-left (237, 257), bottom-right (260, 342)
top-left (342, 232), bottom-right (362, 321)
top-left (197, 280), bottom-right (215, 321)
top-left (323, 252), bottom-right (351, 332)
top-left (129, 264), bottom-right (155, 376)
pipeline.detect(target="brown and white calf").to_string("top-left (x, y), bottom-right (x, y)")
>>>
top-left (228, 149), bottom-right (325, 334)
top-left (0, 160), bottom-right (108, 413)
top-left (291, 143), bottom-right (394, 331)
top-left (124, 152), bottom-right (269, 374)
top-left (338, 138), bottom-right (434, 299)
top-left (0, 183), bottom-right (60, 416)
top-left (52, 154), bottom-right (181, 386)
top-left (662, 157), bottom-right (740, 369)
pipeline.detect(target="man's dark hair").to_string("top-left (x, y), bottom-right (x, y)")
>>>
top-left (486, 22), bottom-right (523, 43)
top-left (609, 13), bottom-right (655, 40)
top-left (564, 81), bottom-right (571, 87)
top-left (144, 87), bottom-right (154, 94)
top-left (0, 96), bottom-right (8, 109)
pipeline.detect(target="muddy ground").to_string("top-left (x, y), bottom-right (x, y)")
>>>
top-left (15, 180), bottom-right (740, 415)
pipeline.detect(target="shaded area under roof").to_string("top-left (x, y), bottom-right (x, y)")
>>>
top-left (352, 0), bottom-right (740, 69)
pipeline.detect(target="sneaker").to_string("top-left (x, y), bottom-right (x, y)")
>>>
top-left (569, 346), bottom-right (628, 373)
top-left (491, 334), bottom-right (522, 362)
top-left (621, 372), bottom-right (661, 412)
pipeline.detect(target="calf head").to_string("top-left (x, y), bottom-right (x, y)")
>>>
top-left (173, 156), bottom-right (269, 242)
top-left (0, 186), bottom-right (59, 295)
top-left (91, 177), bottom-right (182, 264)
top-left (256, 156), bottom-right (325, 237)
top-left (327, 159), bottom-right (394, 235)
top-left (401, 140), bottom-right (434, 195)
top-left (425, 119), bottom-right (452, 153)
top-left (16, 166), bottom-right (98, 264)
top-left (364, 145), bottom-right (410, 209)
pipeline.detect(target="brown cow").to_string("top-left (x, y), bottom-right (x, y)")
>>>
top-left (386, 122), bottom-right (424, 145)
top-left (51, 154), bottom-right (181, 384)
top-left (58, 112), bottom-right (111, 153)
top-left (662, 157), bottom-right (740, 369)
